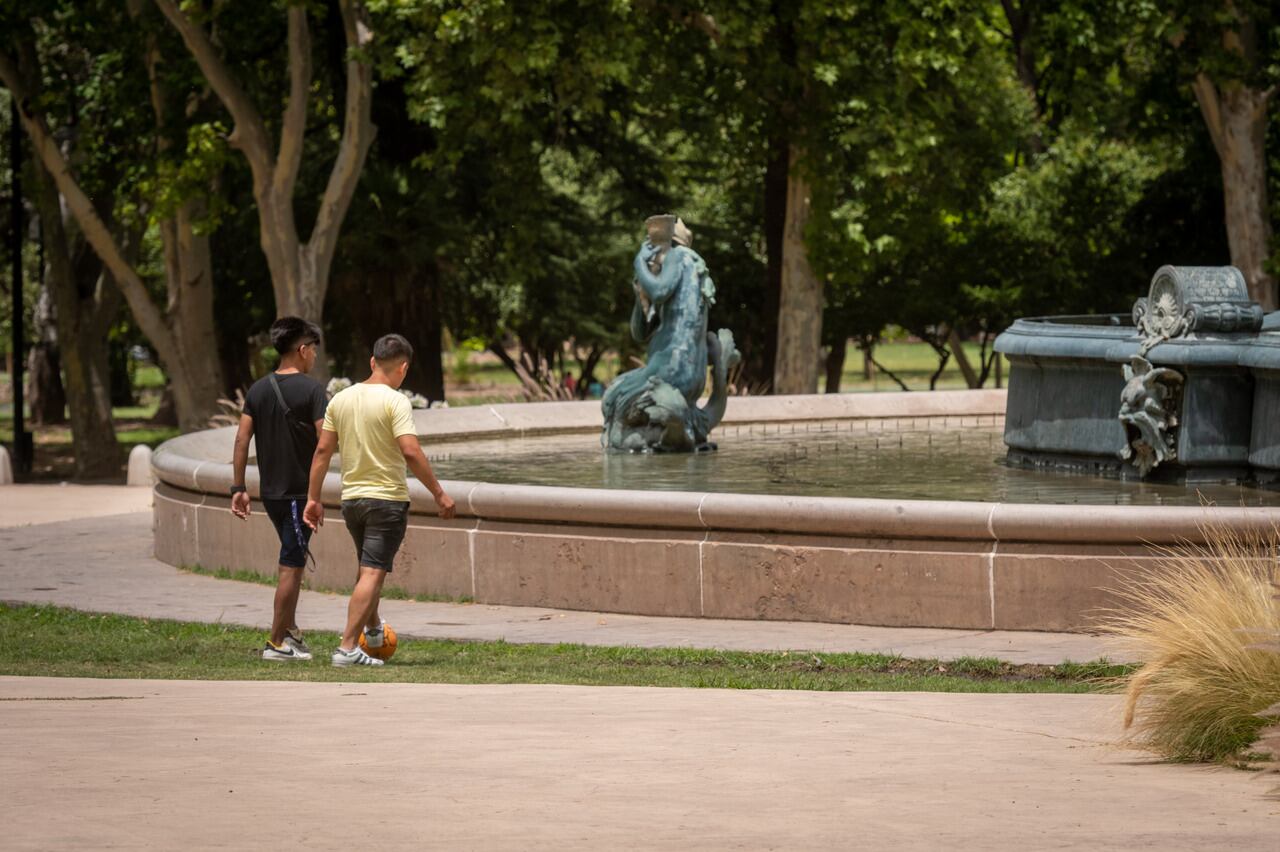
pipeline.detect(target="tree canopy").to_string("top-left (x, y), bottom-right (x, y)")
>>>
top-left (2, 0), bottom-right (1278, 473)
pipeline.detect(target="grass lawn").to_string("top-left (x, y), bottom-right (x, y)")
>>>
top-left (837, 340), bottom-right (1010, 393)
top-left (444, 340), bottom-right (1011, 403)
top-left (0, 603), bottom-right (1127, 693)
top-left (0, 340), bottom-right (1007, 477)
top-left (0, 399), bottom-right (176, 482)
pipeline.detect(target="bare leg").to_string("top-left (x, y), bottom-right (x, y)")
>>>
top-left (270, 566), bottom-right (305, 646)
top-left (339, 566), bottom-right (387, 650)
top-left (353, 566), bottom-right (382, 631)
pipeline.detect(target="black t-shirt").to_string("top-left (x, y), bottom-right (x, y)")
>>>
top-left (243, 372), bottom-right (328, 499)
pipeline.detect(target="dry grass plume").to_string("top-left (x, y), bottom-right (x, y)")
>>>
top-left (1100, 524), bottom-right (1280, 763)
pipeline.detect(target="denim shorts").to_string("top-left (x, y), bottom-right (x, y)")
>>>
top-left (341, 498), bottom-right (410, 572)
top-left (262, 498), bottom-right (312, 569)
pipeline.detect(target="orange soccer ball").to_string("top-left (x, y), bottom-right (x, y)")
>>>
top-left (359, 623), bottom-right (397, 661)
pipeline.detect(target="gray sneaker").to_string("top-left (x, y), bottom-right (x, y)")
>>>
top-left (263, 642), bottom-right (311, 662)
top-left (284, 629), bottom-right (312, 656)
top-left (332, 647), bottom-right (384, 667)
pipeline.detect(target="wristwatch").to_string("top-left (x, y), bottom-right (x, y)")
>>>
top-left (229, 485), bottom-right (247, 495)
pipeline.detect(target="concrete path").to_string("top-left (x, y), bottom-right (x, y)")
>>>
top-left (2, 676), bottom-right (1275, 851)
top-left (0, 482), bottom-right (153, 527)
top-left (0, 505), bottom-right (1118, 664)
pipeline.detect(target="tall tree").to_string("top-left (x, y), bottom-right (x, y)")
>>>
top-left (1170, 0), bottom-right (1278, 308)
top-left (28, 152), bottom-right (122, 477)
top-left (0, 26), bottom-right (121, 474)
top-left (152, 0), bottom-right (375, 357)
top-left (0, 7), bottom-right (227, 432)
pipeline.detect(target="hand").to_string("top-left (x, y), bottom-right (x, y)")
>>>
top-left (231, 491), bottom-right (251, 520)
top-left (434, 491), bottom-right (457, 520)
top-left (303, 499), bottom-right (325, 531)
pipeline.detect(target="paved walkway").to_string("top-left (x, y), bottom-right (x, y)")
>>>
top-left (0, 483), bottom-right (1119, 663)
top-left (0, 482), bottom-right (153, 526)
top-left (2, 677), bottom-right (1275, 850)
top-left (2, 485), bottom-right (1276, 848)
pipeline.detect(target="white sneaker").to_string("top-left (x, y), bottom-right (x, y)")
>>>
top-left (284, 630), bottom-right (312, 656)
top-left (263, 642), bottom-right (311, 662)
top-left (332, 647), bottom-right (384, 667)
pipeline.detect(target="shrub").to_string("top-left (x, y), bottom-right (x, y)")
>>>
top-left (1101, 525), bottom-right (1280, 763)
top-left (1248, 581), bottom-right (1280, 797)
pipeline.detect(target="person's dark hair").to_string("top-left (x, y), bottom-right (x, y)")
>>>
top-left (373, 333), bottom-right (414, 365)
top-left (270, 317), bottom-right (321, 355)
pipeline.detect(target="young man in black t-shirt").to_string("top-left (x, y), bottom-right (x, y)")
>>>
top-left (231, 317), bottom-right (329, 661)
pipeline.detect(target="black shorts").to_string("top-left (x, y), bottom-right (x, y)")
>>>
top-left (341, 498), bottom-right (409, 572)
top-left (262, 498), bottom-right (313, 569)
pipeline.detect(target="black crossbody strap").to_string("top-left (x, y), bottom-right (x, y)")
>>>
top-left (267, 372), bottom-right (291, 413)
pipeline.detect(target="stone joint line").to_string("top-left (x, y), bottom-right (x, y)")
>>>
top-left (465, 484), bottom-right (482, 599)
top-left (986, 504), bottom-right (999, 629)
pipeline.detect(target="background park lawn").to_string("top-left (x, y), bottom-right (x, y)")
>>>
top-left (0, 341), bottom-right (1011, 481)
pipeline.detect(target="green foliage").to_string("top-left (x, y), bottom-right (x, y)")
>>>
top-left (6, 0), bottom-right (1277, 399)
top-left (980, 129), bottom-right (1164, 317)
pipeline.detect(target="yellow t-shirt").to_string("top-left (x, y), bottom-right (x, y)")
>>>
top-left (322, 383), bottom-right (417, 501)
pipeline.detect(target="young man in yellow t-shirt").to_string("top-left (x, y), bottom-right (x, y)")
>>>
top-left (303, 334), bottom-right (456, 666)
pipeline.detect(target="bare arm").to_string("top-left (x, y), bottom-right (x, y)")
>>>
top-left (303, 430), bottom-right (338, 530)
top-left (231, 414), bottom-right (254, 519)
top-left (398, 434), bottom-right (456, 519)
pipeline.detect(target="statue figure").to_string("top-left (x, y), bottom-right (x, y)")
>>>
top-left (602, 215), bottom-right (740, 452)
top-left (1119, 266), bottom-right (1255, 477)
top-left (1118, 355), bottom-right (1184, 477)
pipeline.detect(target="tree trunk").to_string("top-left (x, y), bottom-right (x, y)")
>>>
top-left (760, 133), bottom-right (788, 390)
top-left (30, 164), bottom-right (120, 480)
top-left (395, 266), bottom-right (444, 402)
top-left (824, 341), bottom-right (846, 394)
top-left (1192, 74), bottom-right (1276, 310)
top-left (860, 336), bottom-right (875, 381)
top-left (108, 341), bottom-right (134, 407)
top-left (217, 328), bottom-right (253, 397)
top-left (1000, 0), bottom-right (1045, 155)
top-left (150, 384), bottom-right (178, 427)
top-left (772, 145), bottom-right (823, 395)
top-left (947, 328), bottom-right (981, 389)
top-left (161, 197), bottom-right (225, 430)
top-left (26, 281), bottom-right (66, 424)
top-left (63, 281), bottom-right (122, 479)
top-left (416, 264), bottom-right (446, 403)
top-left (1186, 4), bottom-right (1278, 312)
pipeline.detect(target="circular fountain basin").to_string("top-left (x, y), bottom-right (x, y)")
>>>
top-left (152, 390), bottom-right (1280, 632)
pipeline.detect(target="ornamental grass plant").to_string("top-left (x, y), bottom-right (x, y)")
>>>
top-left (1245, 587), bottom-right (1280, 797)
top-left (1101, 524), bottom-right (1280, 764)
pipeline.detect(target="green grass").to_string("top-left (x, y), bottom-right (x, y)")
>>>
top-left (0, 399), bottom-right (176, 480)
top-left (442, 340), bottom-right (1011, 405)
top-left (132, 364), bottom-right (167, 390)
top-left (836, 340), bottom-right (1011, 393)
top-left (178, 563), bottom-right (474, 604)
top-left (0, 603), bottom-right (1129, 691)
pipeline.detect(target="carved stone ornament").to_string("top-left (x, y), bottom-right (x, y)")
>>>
top-left (1119, 266), bottom-right (1259, 477)
top-left (1132, 265), bottom-right (1262, 354)
top-left (1118, 355), bottom-right (1184, 477)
